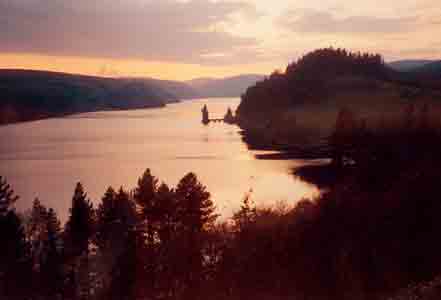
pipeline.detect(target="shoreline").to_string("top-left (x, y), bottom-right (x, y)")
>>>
top-left (0, 103), bottom-right (169, 126)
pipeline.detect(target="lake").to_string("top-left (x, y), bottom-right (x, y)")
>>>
top-left (0, 98), bottom-right (319, 221)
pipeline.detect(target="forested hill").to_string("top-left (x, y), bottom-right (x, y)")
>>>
top-left (237, 48), bottom-right (390, 123)
top-left (0, 69), bottom-right (193, 125)
top-left (236, 48), bottom-right (441, 150)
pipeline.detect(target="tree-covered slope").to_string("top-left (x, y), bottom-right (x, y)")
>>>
top-left (236, 48), bottom-right (441, 150)
top-left (0, 69), bottom-right (182, 124)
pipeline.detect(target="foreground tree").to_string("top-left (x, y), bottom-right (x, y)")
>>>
top-left (64, 182), bottom-right (95, 257)
top-left (176, 173), bottom-right (217, 235)
top-left (133, 169), bottom-right (161, 295)
top-left (0, 176), bottom-right (18, 215)
top-left (64, 182), bottom-right (95, 300)
top-left (134, 169), bottom-right (159, 245)
top-left (95, 187), bottom-right (138, 300)
top-left (155, 183), bottom-right (178, 243)
top-left (0, 177), bottom-right (31, 299)
top-left (27, 198), bottom-right (48, 270)
top-left (39, 208), bottom-right (64, 298)
top-left (175, 172), bottom-right (218, 298)
top-left (96, 187), bottom-right (136, 251)
top-left (232, 190), bottom-right (257, 232)
top-left (153, 183), bottom-right (182, 297)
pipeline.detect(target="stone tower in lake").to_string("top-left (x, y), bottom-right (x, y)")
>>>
top-left (201, 105), bottom-right (209, 125)
top-left (223, 107), bottom-right (235, 124)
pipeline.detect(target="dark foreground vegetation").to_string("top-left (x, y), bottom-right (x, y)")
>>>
top-left (2, 105), bottom-right (441, 300)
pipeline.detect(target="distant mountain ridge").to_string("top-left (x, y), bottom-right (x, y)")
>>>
top-left (130, 77), bottom-right (199, 100)
top-left (187, 74), bottom-right (265, 98)
top-left (412, 60), bottom-right (441, 77)
top-left (389, 59), bottom-right (441, 76)
top-left (388, 60), bottom-right (441, 87)
top-left (388, 60), bottom-right (435, 72)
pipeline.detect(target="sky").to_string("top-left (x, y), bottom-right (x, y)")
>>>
top-left (0, 0), bottom-right (439, 80)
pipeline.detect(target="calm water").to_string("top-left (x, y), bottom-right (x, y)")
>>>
top-left (0, 98), bottom-right (319, 221)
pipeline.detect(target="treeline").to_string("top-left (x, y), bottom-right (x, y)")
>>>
top-left (0, 171), bottom-right (218, 300)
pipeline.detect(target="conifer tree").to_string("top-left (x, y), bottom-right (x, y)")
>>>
top-left (64, 182), bottom-right (95, 257)
top-left (134, 169), bottom-right (159, 245)
top-left (64, 182), bottom-right (95, 300)
top-left (233, 190), bottom-right (257, 232)
top-left (96, 186), bottom-right (136, 263)
top-left (40, 208), bottom-right (64, 298)
top-left (106, 227), bottom-right (137, 300)
top-left (0, 177), bottom-right (31, 299)
top-left (155, 183), bottom-right (178, 243)
top-left (0, 176), bottom-right (18, 216)
top-left (28, 198), bottom-right (47, 268)
top-left (175, 173), bottom-right (218, 297)
top-left (176, 172), bottom-right (217, 234)
top-left (96, 186), bottom-right (140, 300)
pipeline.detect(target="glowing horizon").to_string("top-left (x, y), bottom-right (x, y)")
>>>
top-left (0, 53), bottom-right (281, 81)
top-left (0, 0), bottom-right (439, 80)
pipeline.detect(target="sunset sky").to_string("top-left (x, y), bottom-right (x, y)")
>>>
top-left (0, 0), bottom-right (440, 80)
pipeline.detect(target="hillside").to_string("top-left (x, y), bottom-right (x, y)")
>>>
top-left (187, 74), bottom-right (264, 98)
top-left (140, 77), bottom-right (199, 100)
top-left (236, 48), bottom-right (441, 152)
top-left (412, 60), bottom-right (441, 77)
top-left (391, 60), bottom-right (441, 90)
top-left (388, 60), bottom-right (434, 72)
top-left (0, 69), bottom-right (185, 124)
top-left (388, 59), bottom-right (441, 78)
